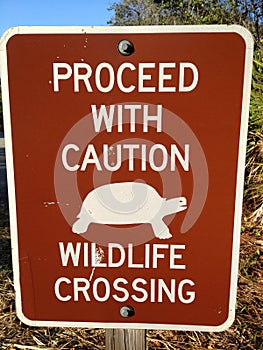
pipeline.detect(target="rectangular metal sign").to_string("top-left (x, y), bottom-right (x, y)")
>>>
top-left (0, 25), bottom-right (253, 331)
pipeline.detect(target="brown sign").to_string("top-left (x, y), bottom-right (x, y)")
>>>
top-left (0, 25), bottom-right (253, 331)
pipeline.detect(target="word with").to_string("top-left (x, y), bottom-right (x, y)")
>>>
top-left (91, 104), bottom-right (163, 133)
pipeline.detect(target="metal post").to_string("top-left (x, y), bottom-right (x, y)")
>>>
top-left (105, 329), bottom-right (146, 350)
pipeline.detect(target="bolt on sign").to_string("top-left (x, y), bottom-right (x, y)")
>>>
top-left (0, 25), bottom-right (253, 331)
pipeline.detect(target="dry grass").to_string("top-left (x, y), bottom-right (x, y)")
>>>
top-left (0, 219), bottom-right (262, 350)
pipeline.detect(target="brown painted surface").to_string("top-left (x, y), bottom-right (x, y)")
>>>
top-left (5, 30), bottom-right (247, 327)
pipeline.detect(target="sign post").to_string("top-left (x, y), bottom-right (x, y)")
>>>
top-left (0, 25), bottom-right (253, 335)
top-left (106, 329), bottom-right (145, 350)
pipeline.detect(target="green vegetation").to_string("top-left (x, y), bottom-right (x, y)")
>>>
top-left (245, 49), bottom-right (263, 225)
top-left (109, 0), bottom-right (262, 43)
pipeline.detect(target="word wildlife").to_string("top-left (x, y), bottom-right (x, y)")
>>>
top-left (54, 242), bottom-right (196, 304)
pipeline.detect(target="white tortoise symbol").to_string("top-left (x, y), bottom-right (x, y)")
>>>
top-left (72, 182), bottom-right (187, 239)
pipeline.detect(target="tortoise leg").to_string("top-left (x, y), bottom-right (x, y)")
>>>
top-left (72, 217), bottom-right (90, 234)
top-left (151, 220), bottom-right (172, 239)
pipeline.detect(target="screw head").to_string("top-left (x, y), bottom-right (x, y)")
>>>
top-left (118, 40), bottom-right (134, 56)
top-left (120, 305), bottom-right (135, 318)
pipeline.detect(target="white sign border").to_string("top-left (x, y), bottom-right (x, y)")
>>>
top-left (0, 25), bottom-right (254, 332)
